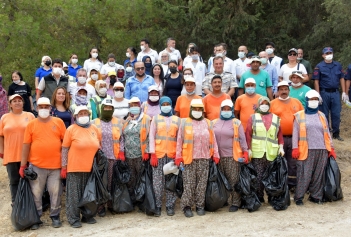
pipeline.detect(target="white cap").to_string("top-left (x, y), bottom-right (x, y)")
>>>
top-left (8, 94), bottom-right (23, 102)
top-left (249, 57), bottom-right (261, 63)
top-left (129, 97), bottom-right (141, 103)
top-left (163, 161), bottom-right (179, 175)
top-left (63, 62), bottom-right (68, 68)
top-left (74, 105), bottom-right (90, 116)
top-left (148, 85), bottom-right (159, 92)
top-left (101, 98), bottom-right (114, 107)
top-left (277, 81), bottom-right (289, 88)
top-left (305, 89), bottom-right (320, 99)
top-left (289, 71), bottom-right (304, 80)
top-left (37, 97), bottom-right (51, 105)
top-left (245, 78), bottom-right (256, 84)
top-left (190, 99), bottom-right (204, 108)
top-left (184, 76), bottom-right (196, 83)
top-left (113, 81), bottom-right (124, 88)
top-left (221, 99), bottom-right (233, 108)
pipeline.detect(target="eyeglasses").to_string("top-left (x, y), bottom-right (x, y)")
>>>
top-left (114, 88), bottom-right (124, 92)
top-left (288, 53), bottom-right (297, 56)
top-left (292, 70), bottom-right (302, 74)
top-left (135, 67), bottom-right (145, 71)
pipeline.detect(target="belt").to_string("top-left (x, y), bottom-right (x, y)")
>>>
top-left (283, 135), bottom-right (292, 138)
top-left (321, 88), bottom-right (338, 92)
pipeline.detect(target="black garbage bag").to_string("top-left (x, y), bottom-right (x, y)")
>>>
top-left (96, 149), bottom-right (109, 188)
top-left (165, 171), bottom-right (184, 198)
top-left (111, 160), bottom-right (133, 213)
top-left (135, 161), bottom-right (157, 215)
top-left (235, 163), bottom-right (261, 212)
top-left (93, 151), bottom-right (111, 205)
top-left (262, 155), bottom-right (290, 211)
top-left (323, 157), bottom-right (343, 202)
top-left (11, 178), bottom-right (41, 231)
top-left (78, 172), bottom-right (98, 219)
top-left (205, 160), bottom-right (232, 212)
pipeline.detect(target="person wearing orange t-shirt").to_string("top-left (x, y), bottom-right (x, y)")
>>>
top-left (203, 75), bottom-right (231, 121)
top-left (234, 78), bottom-right (261, 131)
top-left (0, 94), bottom-right (35, 205)
top-left (270, 81), bottom-right (304, 190)
top-left (20, 97), bottom-right (66, 230)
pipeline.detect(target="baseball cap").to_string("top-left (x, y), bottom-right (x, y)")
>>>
top-left (190, 99), bottom-right (204, 108)
top-left (148, 85), bottom-right (159, 92)
top-left (8, 94), bottom-right (23, 102)
top-left (277, 81), bottom-right (289, 88)
top-left (129, 97), bottom-right (141, 104)
top-left (247, 52), bottom-right (255, 58)
top-left (113, 81), bottom-right (124, 88)
top-left (250, 56), bottom-right (261, 63)
top-left (305, 89), bottom-right (320, 99)
top-left (37, 97), bottom-right (51, 105)
top-left (101, 98), bottom-right (114, 107)
top-left (108, 71), bottom-right (117, 77)
top-left (77, 87), bottom-right (87, 93)
top-left (245, 78), bottom-right (256, 85)
top-left (289, 71), bottom-right (304, 80)
top-left (221, 99), bottom-right (233, 108)
top-left (63, 62), bottom-right (68, 68)
top-left (184, 76), bottom-right (196, 83)
top-left (74, 105), bottom-right (90, 116)
top-left (288, 48), bottom-right (298, 54)
top-left (322, 47), bottom-right (333, 54)
top-left (90, 66), bottom-right (100, 72)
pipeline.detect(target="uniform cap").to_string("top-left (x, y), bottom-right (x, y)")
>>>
top-left (63, 62), bottom-right (68, 68)
top-left (305, 89), bottom-right (320, 99)
top-left (245, 78), bottom-right (256, 84)
top-left (101, 98), bottom-right (114, 107)
top-left (221, 99), bottom-right (233, 108)
top-left (113, 82), bottom-right (124, 88)
top-left (8, 94), bottom-right (23, 102)
top-left (129, 97), bottom-right (141, 103)
top-left (74, 105), bottom-right (90, 116)
top-left (190, 99), bottom-right (204, 108)
top-left (277, 81), bottom-right (289, 88)
top-left (108, 71), bottom-right (117, 77)
top-left (148, 85), bottom-right (159, 92)
top-left (37, 97), bottom-right (51, 105)
top-left (184, 76), bottom-right (196, 83)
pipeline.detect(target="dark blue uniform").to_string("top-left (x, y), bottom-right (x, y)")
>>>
top-left (313, 60), bottom-right (344, 136)
top-left (345, 64), bottom-right (351, 99)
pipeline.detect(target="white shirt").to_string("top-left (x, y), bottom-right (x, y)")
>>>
top-left (233, 58), bottom-right (251, 78)
top-left (137, 48), bottom-right (159, 64)
top-left (183, 60), bottom-right (206, 95)
top-left (100, 62), bottom-right (123, 76)
top-left (158, 49), bottom-right (182, 63)
top-left (112, 98), bottom-right (129, 119)
top-left (161, 64), bottom-right (169, 75)
top-left (209, 57), bottom-right (236, 78)
top-left (268, 56), bottom-right (283, 75)
top-left (83, 59), bottom-right (103, 74)
top-left (69, 82), bottom-right (96, 104)
top-left (279, 64), bottom-right (307, 82)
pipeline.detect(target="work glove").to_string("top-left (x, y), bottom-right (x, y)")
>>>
top-left (243, 151), bottom-right (249, 164)
top-left (174, 158), bottom-right (184, 167)
top-left (248, 149), bottom-right (253, 159)
top-left (342, 92), bottom-right (349, 102)
top-left (150, 154), bottom-right (158, 167)
top-left (279, 144), bottom-right (285, 157)
top-left (118, 151), bottom-right (125, 161)
top-left (212, 157), bottom-right (220, 165)
top-left (142, 153), bottom-right (150, 161)
top-left (19, 165), bottom-right (28, 178)
top-left (0, 153), bottom-right (3, 159)
top-left (328, 148), bottom-right (336, 159)
top-left (292, 148), bottom-right (300, 159)
top-left (61, 168), bottom-right (67, 179)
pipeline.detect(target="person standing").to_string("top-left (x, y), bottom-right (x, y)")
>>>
top-left (313, 47), bottom-right (347, 141)
top-left (209, 43), bottom-right (236, 76)
top-left (0, 75), bottom-right (8, 119)
top-left (297, 48), bottom-right (313, 81)
top-left (35, 56), bottom-right (52, 90)
top-left (83, 47), bottom-right (103, 74)
top-left (90, 80), bottom-right (112, 119)
top-left (158, 38), bottom-right (183, 66)
top-left (51, 87), bottom-right (73, 128)
top-left (141, 85), bottom-right (161, 119)
top-left (68, 54), bottom-right (82, 78)
top-left (8, 71), bottom-right (33, 113)
top-left (265, 42), bottom-right (284, 75)
top-left (151, 64), bottom-right (165, 95)
top-left (69, 68), bottom-right (96, 104)
top-left (111, 82), bottom-right (129, 120)
top-left (163, 60), bottom-right (183, 110)
top-left (137, 38), bottom-right (159, 64)
top-left (259, 51), bottom-right (278, 96)
top-left (289, 71), bottom-right (311, 107)
top-left (100, 53), bottom-right (123, 79)
top-left (279, 48), bottom-right (308, 83)
top-left (233, 45), bottom-right (250, 81)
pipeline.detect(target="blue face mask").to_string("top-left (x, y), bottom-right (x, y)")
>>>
top-left (246, 87), bottom-right (255, 95)
top-left (129, 107), bottom-right (140, 115)
top-left (221, 111), bottom-right (232, 119)
top-left (161, 105), bottom-right (172, 113)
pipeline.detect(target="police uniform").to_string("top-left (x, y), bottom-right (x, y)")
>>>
top-left (345, 64), bottom-right (351, 99)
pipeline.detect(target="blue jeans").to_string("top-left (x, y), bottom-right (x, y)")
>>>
top-left (319, 90), bottom-right (341, 134)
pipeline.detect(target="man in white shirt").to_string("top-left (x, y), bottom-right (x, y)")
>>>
top-left (265, 42), bottom-right (284, 75)
top-left (137, 38), bottom-right (159, 64)
top-left (233, 45), bottom-right (251, 81)
top-left (158, 37), bottom-right (183, 66)
top-left (209, 43), bottom-right (236, 78)
top-left (100, 53), bottom-right (123, 79)
top-left (69, 68), bottom-right (96, 104)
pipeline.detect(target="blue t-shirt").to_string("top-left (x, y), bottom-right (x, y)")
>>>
top-left (239, 70), bottom-right (272, 97)
top-left (35, 67), bottom-right (52, 82)
top-left (68, 64), bottom-right (82, 78)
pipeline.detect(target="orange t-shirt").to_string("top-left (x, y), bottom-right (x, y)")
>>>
top-left (234, 94), bottom-right (261, 131)
top-left (62, 124), bottom-right (101, 172)
top-left (0, 112), bottom-right (35, 165)
top-left (203, 93), bottom-right (231, 121)
top-left (174, 95), bottom-right (202, 118)
top-left (24, 117), bottom-right (66, 169)
top-left (270, 98), bottom-right (304, 135)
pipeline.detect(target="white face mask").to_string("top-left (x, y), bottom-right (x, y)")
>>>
top-left (140, 45), bottom-right (145, 51)
top-left (192, 111), bottom-right (202, 119)
top-left (91, 74), bottom-right (98, 81)
top-left (149, 95), bottom-right (159, 102)
top-left (325, 54), bottom-right (333, 61)
top-left (216, 51), bottom-right (226, 57)
top-left (99, 88), bottom-right (107, 95)
top-left (115, 91), bottom-right (124, 98)
top-left (53, 67), bottom-right (62, 75)
top-left (108, 61), bottom-right (115, 67)
top-left (278, 96), bottom-right (290, 101)
top-left (78, 116), bottom-right (90, 125)
top-left (191, 55), bottom-right (199, 61)
top-left (265, 48), bottom-right (274, 54)
top-left (126, 52), bottom-right (131, 58)
top-left (77, 77), bottom-right (87, 84)
top-left (126, 67), bottom-right (133, 72)
top-left (238, 52), bottom-right (246, 58)
top-left (38, 109), bottom-right (50, 118)
top-left (291, 82), bottom-right (301, 87)
top-left (308, 100), bottom-right (319, 109)
top-left (259, 104), bottom-right (270, 112)
top-left (71, 59), bottom-right (78, 64)
top-left (91, 53), bottom-right (98, 59)
top-left (169, 47), bottom-right (175, 52)
top-left (297, 57), bottom-right (303, 61)
top-left (13, 79), bottom-right (20, 84)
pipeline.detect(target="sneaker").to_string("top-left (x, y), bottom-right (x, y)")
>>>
top-left (166, 207), bottom-right (175, 216)
top-left (229, 205), bottom-right (239, 212)
top-left (81, 216), bottom-right (97, 224)
top-left (196, 207), bottom-right (205, 216)
top-left (31, 224), bottom-right (40, 230)
top-left (51, 216), bottom-right (62, 228)
top-left (295, 200), bottom-right (304, 206)
top-left (308, 196), bottom-right (323, 204)
top-left (183, 206), bottom-right (193, 218)
top-left (333, 135), bottom-right (344, 141)
top-left (98, 207), bottom-right (106, 217)
top-left (154, 207), bottom-right (161, 217)
top-left (71, 221), bottom-right (82, 228)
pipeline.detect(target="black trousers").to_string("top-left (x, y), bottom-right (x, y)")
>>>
top-left (6, 162), bottom-right (21, 203)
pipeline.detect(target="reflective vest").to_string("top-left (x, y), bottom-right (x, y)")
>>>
top-left (92, 117), bottom-right (123, 159)
top-left (154, 115), bottom-right (180, 159)
top-left (122, 114), bottom-right (151, 157)
top-left (213, 118), bottom-right (243, 161)
top-left (251, 113), bottom-right (280, 161)
top-left (70, 103), bottom-right (92, 119)
top-left (91, 95), bottom-right (112, 118)
top-left (294, 111), bottom-right (331, 160)
top-left (181, 118), bottom-right (214, 165)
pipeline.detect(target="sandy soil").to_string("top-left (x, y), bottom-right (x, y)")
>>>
top-left (1, 105), bottom-right (351, 237)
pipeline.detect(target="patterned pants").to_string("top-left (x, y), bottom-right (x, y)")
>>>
top-left (126, 157), bottom-right (143, 204)
top-left (66, 172), bottom-right (90, 225)
top-left (218, 157), bottom-right (241, 207)
top-left (181, 159), bottom-right (209, 210)
top-left (295, 149), bottom-right (328, 201)
top-left (152, 156), bottom-right (177, 209)
top-left (251, 156), bottom-right (271, 199)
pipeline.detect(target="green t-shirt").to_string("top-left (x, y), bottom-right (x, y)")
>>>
top-left (289, 85), bottom-right (311, 107)
top-left (239, 70), bottom-right (272, 97)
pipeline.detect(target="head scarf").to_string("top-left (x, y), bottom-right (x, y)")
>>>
top-left (255, 96), bottom-right (271, 115)
top-left (88, 70), bottom-right (102, 87)
top-left (147, 90), bottom-right (160, 106)
top-left (219, 104), bottom-right (235, 121)
top-left (142, 56), bottom-right (152, 75)
top-left (159, 96), bottom-right (173, 117)
top-left (304, 96), bottom-right (319, 115)
top-left (95, 80), bottom-right (107, 97)
top-left (100, 104), bottom-right (114, 122)
top-left (0, 75), bottom-right (3, 92)
top-left (75, 87), bottom-right (88, 106)
top-left (189, 106), bottom-right (204, 121)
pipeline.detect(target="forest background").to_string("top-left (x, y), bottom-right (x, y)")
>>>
top-left (0, 0), bottom-right (350, 89)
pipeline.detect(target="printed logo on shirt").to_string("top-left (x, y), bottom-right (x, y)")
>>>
top-left (299, 92), bottom-right (303, 97)
top-left (91, 131), bottom-right (96, 137)
top-left (252, 104), bottom-right (258, 110)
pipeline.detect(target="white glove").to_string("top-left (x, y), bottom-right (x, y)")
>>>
top-left (279, 144), bottom-right (285, 157)
top-left (319, 95), bottom-right (323, 105)
top-left (248, 149), bottom-right (252, 159)
top-left (342, 92), bottom-right (349, 102)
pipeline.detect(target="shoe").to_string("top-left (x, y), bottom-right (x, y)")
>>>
top-left (229, 205), bottom-right (239, 212)
top-left (166, 207), bottom-right (175, 216)
top-left (308, 196), bottom-right (323, 204)
top-left (196, 207), bottom-right (205, 216)
top-left (98, 207), bottom-right (106, 217)
top-left (31, 224), bottom-right (40, 230)
top-left (51, 216), bottom-right (62, 228)
top-left (154, 207), bottom-right (161, 217)
top-left (108, 207), bottom-right (116, 215)
top-left (71, 221), bottom-right (82, 228)
top-left (183, 206), bottom-right (193, 218)
top-left (333, 135), bottom-right (344, 141)
top-left (258, 197), bottom-right (265, 203)
top-left (295, 200), bottom-right (304, 206)
top-left (81, 216), bottom-right (97, 224)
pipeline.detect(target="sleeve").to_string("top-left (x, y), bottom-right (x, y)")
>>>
top-left (307, 62), bottom-right (313, 74)
top-left (120, 133), bottom-right (125, 152)
top-left (59, 120), bottom-right (67, 140)
top-left (148, 118), bottom-right (157, 154)
top-left (339, 64), bottom-right (345, 79)
top-left (61, 147), bottom-right (69, 167)
top-left (345, 65), bottom-right (351, 80)
top-left (212, 128), bottom-right (220, 158)
top-left (229, 61), bottom-right (236, 79)
top-left (62, 127), bottom-right (72, 147)
top-left (229, 74), bottom-right (238, 88)
top-left (0, 117), bottom-right (4, 136)
top-left (280, 59), bottom-right (284, 68)
top-left (292, 119), bottom-right (299, 149)
top-left (312, 64), bottom-right (321, 80)
top-left (124, 81), bottom-right (131, 99)
top-left (35, 68), bottom-right (40, 77)
top-left (238, 75), bottom-right (245, 88)
top-left (245, 116), bottom-right (253, 149)
top-left (7, 85), bottom-right (14, 96)
top-left (175, 121), bottom-right (184, 159)
top-left (278, 65), bottom-right (284, 77)
top-left (154, 50), bottom-right (159, 62)
top-left (23, 122), bottom-right (33, 144)
top-left (277, 125), bottom-right (284, 145)
top-left (90, 100), bottom-right (98, 119)
top-left (234, 97), bottom-right (241, 111)
top-left (37, 78), bottom-right (45, 90)
top-left (266, 72), bottom-right (273, 87)
top-left (202, 75), bottom-right (210, 89)
top-left (238, 123), bottom-right (248, 152)
top-left (83, 60), bottom-right (88, 71)
top-left (271, 68), bottom-right (278, 93)
top-left (26, 83), bottom-right (32, 96)
top-left (300, 64), bottom-right (307, 74)
top-left (174, 97), bottom-right (181, 113)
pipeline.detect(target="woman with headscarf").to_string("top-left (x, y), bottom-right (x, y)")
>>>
top-left (70, 87), bottom-right (92, 119)
top-left (91, 80), bottom-right (112, 119)
top-left (149, 96), bottom-right (180, 217)
top-left (292, 90), bottom-right (335, 205)
top-left (112, 82), bottom-right (129, 120)
top-left (141, 85), bottom-right (161, 119)
top-left (87, 68), bottom-right (103, 88)
top-left (213, 99), bottom-right (249, 212)
top-left (0, 75), bottom-right (8, 118)
top-left (61, 105), bottom-right (101, 228)
top-left (142, 56), bottom-right (152, 75)
top-left (245, 96), bottom-right (284, 203)
top-left (91, 98), bottom-right (124, 216)
top-left (175, 99), bottom-right (219, 218)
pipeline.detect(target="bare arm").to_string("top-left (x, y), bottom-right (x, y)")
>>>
top-left (266, 87), bottom-right (273, 100)
top-left (227, 88), bottom-right (235, 97)
top-left (203, 88), bottom-right (211, 95)
top-left (35, 77), bottom-right (39, 89)
top-left (0, 136), bottom-right (4, 154)
top-left (175, 111), bottom-right (180, 117)
top-left (21, 143), bottom-right (31, 166)
top-left (29, 96), bottom-right (34, 111)
top-left (346, 80), bottom-right (350, 94)
top-left (238, 88), bottom-right (244, 96)
top-left (178, 57), bottom-right (183, 66)
top-left (36, 90), bottom-right (42, 103)
top-left (234, 110), bottom-right (240, 120)
top-left (302, 74), bottom-right (309, 83)
top-left (278, 76), bottom-right (283, 82)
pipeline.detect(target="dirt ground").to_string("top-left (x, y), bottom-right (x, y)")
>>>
top-left (1, 106), bottom-right (351, 237)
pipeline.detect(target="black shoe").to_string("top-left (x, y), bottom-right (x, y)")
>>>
top-left (108, 207), bottom-right (116, 215)
top-left (183, 206), bottom-right (193, 218)
top-left (229, 205), bottom-right (239, 212)
top-left (81, 216), bottom-right (97, 224)
top-left (196, 207), bottom-right (205, 216)
top-left (166, 207), bottom-right (175, 216)
top-left (98, 207), bottom-right (106, 217)
top-left (31, 224), bottom-right (40, 230)
top-left (154, 207), bottom-right (161, 217)
top-left (51, 216), bottom-right (62, 228)
top-left (295, 200), bottom-right (304, 206)
top-left (308, 196), bottom-right (323, 204)
top-left (71, 221), bottom-right (82, 228)
top-left (258, 197), bottom-right (265, 203)
top-left (333, 135), bottom-right (344, 141)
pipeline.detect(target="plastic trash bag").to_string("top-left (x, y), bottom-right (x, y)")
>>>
top-left (78, 171), bottom-right (98, 219)
top-left (262, 155), bottom-right (290, 211)
top-left (111, 160), bottom-right (133, 213)
top-left (323, 157), bottom-right (343, 202)
top-left (235, 163), bottom-right (261, 212)
top-left (205, 160), bottom-right (232, 212)
top-left (165, 171), bottom-right (183, 198)
top-left (11, 178), bottom-right (41, 231)
top-left (96, 150), bottom-right (109, 189)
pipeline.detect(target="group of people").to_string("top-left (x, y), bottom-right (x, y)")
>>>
top-left (0, 39), bottom-right (345, 230)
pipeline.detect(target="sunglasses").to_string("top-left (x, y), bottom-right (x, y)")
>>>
top-left (114, 88), bottom-right (124, 92)
top-left (135, 67), bottom-right (145, 71)
top-left (288, 53), bottom-right (297, 56)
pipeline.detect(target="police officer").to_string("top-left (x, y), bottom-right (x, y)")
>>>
top-left (313, 47), bottom-right (348, 141)
top-left (345, 63), bottom-right (351, 101)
